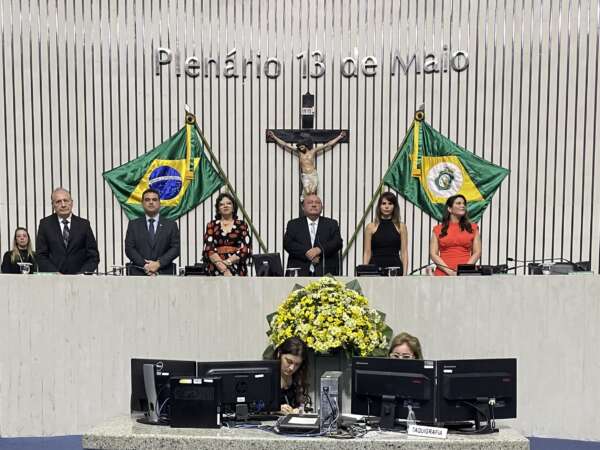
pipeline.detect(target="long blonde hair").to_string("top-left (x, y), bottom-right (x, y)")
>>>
top-left (10, 227), bottom-right (34, 263)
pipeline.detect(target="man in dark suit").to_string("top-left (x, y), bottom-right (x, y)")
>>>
top-left (283, 194), bottom-right (343, 276)
top-left (125, 188), bottom-right (180, 276)
top-left (36, 188), bottom-right (100, 274)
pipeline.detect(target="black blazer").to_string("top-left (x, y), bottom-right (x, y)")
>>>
top-left (124, 216), bottom-right (180, 275)
top-left (36, 214), bottom-right (100, 274)
top-left (283, 216), bottom-right (343, 276)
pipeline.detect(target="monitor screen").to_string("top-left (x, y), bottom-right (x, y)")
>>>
top-left (436, 358), bottom-right (517, 425)
top-left (253, 253), bottom-right (284, 277)
top-left (351, 357), bottom-right (436, 427)
top-left (196, 360), bottom-right (280, 415)
top-left (130, 358), bottom-right (197, 413)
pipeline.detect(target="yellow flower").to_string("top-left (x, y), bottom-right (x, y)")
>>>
top-left (268, 276), bottom-right (388, 355)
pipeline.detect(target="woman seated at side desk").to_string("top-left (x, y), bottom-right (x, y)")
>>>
top-left (273, 337), bottom-right (310, 415)
top-left (1, 227), bottom-right (37, 274)
top-left (363, 192), bottom-right (409, 275)
top-left (430, 194), bottom-right (481, 276)
top-left (388, 332), bottom-right (423, 360)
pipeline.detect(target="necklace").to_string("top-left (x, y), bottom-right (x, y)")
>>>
top-left (220, 218), bottom-right (234, 233)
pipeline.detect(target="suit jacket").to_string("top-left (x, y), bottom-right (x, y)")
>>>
top-left (125, 216), bottom-right (180, 275)
top-left (36, 214), bottom-right (100, 274)
top-left (283, 216), bottom-right (343, 276)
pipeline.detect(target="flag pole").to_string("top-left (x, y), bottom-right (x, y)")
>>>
top-left (341, 108), bottom-right (423, 260)
top-left (190, 113), bottom-right (268, 253)
top-left (340, 182), bottom-right (384, 260)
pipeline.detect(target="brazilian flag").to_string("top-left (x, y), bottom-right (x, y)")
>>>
top-left (103, 113), bottom-right (224, 220)
top-left (383, 111), bottom-right (509, 222)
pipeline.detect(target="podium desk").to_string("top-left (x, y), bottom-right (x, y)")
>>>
top-left (83, 416), bottom-right (529, 450)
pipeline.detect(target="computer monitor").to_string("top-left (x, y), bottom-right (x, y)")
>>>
top-left (196, 360), bottom-right (280, 420)
top-left (351, 357), bottom-right (436, 429)
top-left (436, 358), bottom-right (517, 430)
top-left (253, 253), bottom-right (284, 276)
top-left (130, 358), bottom-right (197, 414)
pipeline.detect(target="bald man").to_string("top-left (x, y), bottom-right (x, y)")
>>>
top-left (36, 187), bottom-right (100, 274)
top-left (283, 194), bottom-right (343, 276)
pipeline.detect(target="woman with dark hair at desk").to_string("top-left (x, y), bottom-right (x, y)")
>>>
top-left (363, 192), bottom-right (408, 274)
top-left (1, 227), bottom-right (37, 273)
top-left (273, 337), bottom-right (309, 414)
top-left (430, 194), bottom-right (481, 276)
top-left (202, 192), bottom-right (252, 276)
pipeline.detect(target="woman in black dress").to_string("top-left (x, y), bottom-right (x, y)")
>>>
top-left (1, 227), bottom-right (37, 273)
top-left (273, 337), bottom-right (310, 414)
top-left (363, 192), bottom-right (408, 275)
top-left (202, 193), bottom-right (252, 276)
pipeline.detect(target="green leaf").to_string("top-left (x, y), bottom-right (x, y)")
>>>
top-left (266, 311), bottom-right (277, 327)
top-left (262, 345), bottom-right (276, 360)
top-left (345, 279), bottom-right (363, 295)
top-left (382, 324), bottom-right (394, 343)
top-left (369, 347), bottom-right (389, 357)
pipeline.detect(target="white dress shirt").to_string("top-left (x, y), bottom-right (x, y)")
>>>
top-left (306, 217), bottom-right (319, 246)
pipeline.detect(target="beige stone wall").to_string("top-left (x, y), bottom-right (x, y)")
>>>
top-left (0, 275), bottom-right (598, 439)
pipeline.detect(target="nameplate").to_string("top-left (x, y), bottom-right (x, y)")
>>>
top-left (407, 424), bottom-right (448, 439)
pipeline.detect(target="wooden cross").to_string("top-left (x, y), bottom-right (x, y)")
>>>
top-left (266, 93), bottom-right (349, 198)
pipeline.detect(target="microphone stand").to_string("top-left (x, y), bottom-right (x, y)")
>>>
top-left (408, 261), bottom-right (454, 275)
top-left (507, 257), bottom-right (588, 274)
top-left (409, 262), bottom-right (434, 275)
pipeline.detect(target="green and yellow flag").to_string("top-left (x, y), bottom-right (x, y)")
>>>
top-left (383, 112), bottom-right (509, 222)
top-left (103, 113), bottom-right (224, 220)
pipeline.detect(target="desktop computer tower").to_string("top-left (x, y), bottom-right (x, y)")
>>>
top-left (319, 371), bottom-right (342, 433)
top-left (169, 377), bottom-right (221, 428)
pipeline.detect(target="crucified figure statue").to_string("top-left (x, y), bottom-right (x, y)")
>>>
top-left (267, 130), bottom-right (346, 198)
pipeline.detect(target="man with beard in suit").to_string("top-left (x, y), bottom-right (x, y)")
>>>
top-left (36, 187), bottom-right (100, 274)
top-left (124, 188), bottom-right (180, 276)
top-left (283, 194), bottom-right (343, 276)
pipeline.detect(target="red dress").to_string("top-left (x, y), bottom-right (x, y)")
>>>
top-left (432, 222), bottom-right (479, 276)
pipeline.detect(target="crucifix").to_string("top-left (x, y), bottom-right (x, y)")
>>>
top-left (266, 92), bottom-right (349, 199)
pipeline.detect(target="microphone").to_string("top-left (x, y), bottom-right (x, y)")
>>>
top-left (409, 262), bottom-right (434, 275)
top-left (503, 264), bottom-right (529, 273)
top-left (508, 257), bottom-right (591, 273)
top-left (507, 257), bottom-right (568, 263)
top-left (408, 261), bottom-right (453, 275)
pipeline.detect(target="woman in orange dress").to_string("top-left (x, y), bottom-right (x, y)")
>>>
top-left (430, 194), bottom-right (481, 276)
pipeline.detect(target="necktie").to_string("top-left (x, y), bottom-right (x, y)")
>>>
top-left (309, 222), bottom-right (317, 246)
top-left (62, 219), bottom-right (70, 247)
top-left (148, 218), bottom-right (156, 240)
top-left (309, 222), bottom-right (317, 273)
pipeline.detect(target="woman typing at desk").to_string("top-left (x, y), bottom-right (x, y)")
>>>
top-left (273, 337), bottom-right (310, 415)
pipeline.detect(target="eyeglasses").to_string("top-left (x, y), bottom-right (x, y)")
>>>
top-left (389, 352), bottom-right (415, 359)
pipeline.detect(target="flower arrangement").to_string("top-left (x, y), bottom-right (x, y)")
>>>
top-left (267, 276), bottom-right (392, 356)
